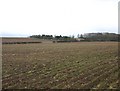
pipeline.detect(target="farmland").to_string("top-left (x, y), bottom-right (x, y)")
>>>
top-left (2, 42), bottom-right (119, 89)
top-left (2, 37), bottom-right (52, 44)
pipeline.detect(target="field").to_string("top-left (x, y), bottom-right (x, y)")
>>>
top-left (2, 37), bottom-right (52, 44)
top-left (2, 42), bottom-right (119, 89)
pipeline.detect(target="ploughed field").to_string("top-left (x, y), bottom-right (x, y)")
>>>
top-left (2, 38), bottom-right (41, 43)
top-left (2, 42), bottom-right (119, 89)
top-left (2, 37), bottom-right (52, 44)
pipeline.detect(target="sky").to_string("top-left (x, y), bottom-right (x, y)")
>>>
top-left (0, 0), bottom-right (119, 37)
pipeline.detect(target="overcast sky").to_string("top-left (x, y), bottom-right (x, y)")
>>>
top-left (0, 0), bottom-right (119, 37)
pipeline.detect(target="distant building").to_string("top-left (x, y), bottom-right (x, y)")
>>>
top-left (76, 38), bottom-right (85, 41)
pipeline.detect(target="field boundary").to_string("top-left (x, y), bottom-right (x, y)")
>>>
top-left (2, 42), bottom-right (42, 44)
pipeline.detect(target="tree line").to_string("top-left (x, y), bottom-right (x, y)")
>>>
top-left (83, 33), bottom-right (119, 41)
top-left (30, 33), bottom-right (120, 42)
top-left (30, 34), bottom-right (75, 40)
